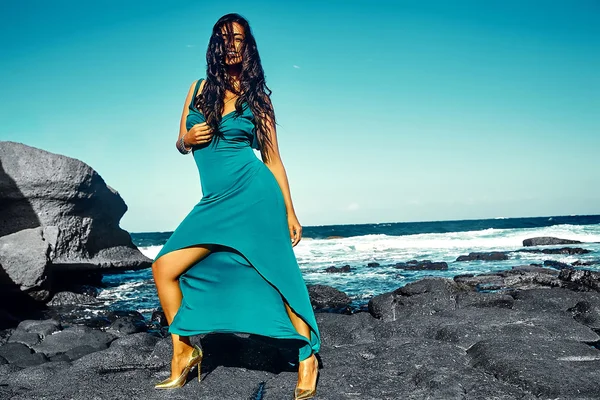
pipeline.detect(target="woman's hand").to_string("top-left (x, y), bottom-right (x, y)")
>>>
top-left (184, 122), bottom-right (214, 147)
top-left (288, 212), bottom-right (302, 247)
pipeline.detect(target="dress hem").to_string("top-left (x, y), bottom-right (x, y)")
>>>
top-left (155, 240), bottom-right (321, 360)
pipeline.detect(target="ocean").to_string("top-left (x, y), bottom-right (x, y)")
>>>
top-left (98, 214), bottom-right (600, 321)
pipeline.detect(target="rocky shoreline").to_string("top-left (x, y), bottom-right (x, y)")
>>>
top-left (1, 260), bottom-right (600, 399)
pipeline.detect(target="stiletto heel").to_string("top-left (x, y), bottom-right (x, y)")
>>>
top-left (154, 344), bottom-right (203, 389)
top-left (294, 353), bottom-right (319, 399)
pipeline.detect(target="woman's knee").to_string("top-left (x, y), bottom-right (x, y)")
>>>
top-left (152, 257), bottom-right (175, 281)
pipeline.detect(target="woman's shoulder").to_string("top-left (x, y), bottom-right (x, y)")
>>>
top-left (188, 78), bottom-right (206, 99)
top-left (197, 78), bottom-right (207, 94)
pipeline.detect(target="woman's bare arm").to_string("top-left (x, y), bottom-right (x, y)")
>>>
top-left (177, 80), bottom-right (212, 148)
top-left (178, 80), bottom-right (197, 146)
top-left (261, 109), bottom-right (297, 218)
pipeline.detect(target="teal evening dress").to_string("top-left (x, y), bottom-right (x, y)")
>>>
top-left (153, 78), bottom-right (321, 361)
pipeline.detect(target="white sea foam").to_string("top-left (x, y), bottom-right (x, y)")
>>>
top-left (139, 224), bottom-right (600, 271)
top-left (138, 246), bottom-right (161, 260)
top-left (292, 223), bottom-right (600, 270)
top-left (102, 222), bottom-right (600, 317)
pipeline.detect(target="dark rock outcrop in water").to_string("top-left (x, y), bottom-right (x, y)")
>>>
top-left (307, 284), bottom-right (352, 312)
top-left (324, 264), bottom-right (351, 273)
top-left (518, 246), bottom-right (591, 255)
top-left (394, 259), bottom-right (448, 270)
top-left (523, 236), bottom-right (583, 246)
top-left (2, 268), bottom-right (600, 399)
top-left (456, 251), bottom-right (509, 261)
top-left (0, 141), bottom-right (151, 303)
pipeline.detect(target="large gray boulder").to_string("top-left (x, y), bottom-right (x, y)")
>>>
top-left (0, 227), bottom-right (55, 301)
top-left (0, 141), bottom-right (151, 301)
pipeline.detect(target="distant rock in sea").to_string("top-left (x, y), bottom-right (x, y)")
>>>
top-left (522, 236), bottom-right (583, 246)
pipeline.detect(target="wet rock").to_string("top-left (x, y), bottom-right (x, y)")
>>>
top-left (324, 264), bottom-right (351, 273)
top-left (543, 260), bottom-right (573, 270)
top-left (519, 247), bottom-right (591, 255)
top-left (572, 259), bottom-right (600, 266)
top-left (456, 251), bottom-right (508, 261)
top-left (394, 259), bottom-right (448, 270)
top-left (523, 236), bottom-right (582, 246)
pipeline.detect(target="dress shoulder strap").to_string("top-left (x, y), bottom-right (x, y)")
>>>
top-left (189, 78), bottom-right (204, 109)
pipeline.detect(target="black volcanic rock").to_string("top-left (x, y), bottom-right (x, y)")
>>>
top-left (523, 236), bottom-right (583, 246)
top-left (467, 337), bottom-right (600, 397)
top-left (2, 268), bottom-right (600, 398)
top-left (394, 259), bottom-right (448, 270)
top-left (368, 278), bottom-right (466, 321)
top-left (572, 259), bottom-right (600, 266)
top-left (307, 284), bottom-right (352, 310)
top-left (456, 251), bottom-right (508, 261)
top-left (454, 265), bottom-right (562, 291)
top-left (559, 268), bottom-right (600, 292)
top-left (324, 264), bottom-right (351, 273)
top-left (518, 247), bottom-right (591, 255)
top-left (543, 260), bottom-right (573, 270)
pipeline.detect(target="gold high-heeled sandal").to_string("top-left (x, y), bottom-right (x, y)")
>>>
top-left (294, 353), bottom-right (319, 399)
top-left (154, 344), bottom-right (203, 389)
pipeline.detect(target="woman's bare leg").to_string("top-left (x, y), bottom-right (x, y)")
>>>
top-left (284, 302), bottom-right (318, 389)
top-left (152, 244), bottom-right (214, 379)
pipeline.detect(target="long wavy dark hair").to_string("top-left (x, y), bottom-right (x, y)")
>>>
top-left (192, 13), bottom-right (276, 162)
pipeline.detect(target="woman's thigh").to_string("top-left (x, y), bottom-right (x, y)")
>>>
top-left (152, 244), bottom-right (215, 280)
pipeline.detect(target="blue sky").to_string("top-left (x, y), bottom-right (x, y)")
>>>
top-left (1, 0), bottom-right (598, 232)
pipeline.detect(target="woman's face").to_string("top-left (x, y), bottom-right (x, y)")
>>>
top-left (221, 22), bottom-right (245, 65)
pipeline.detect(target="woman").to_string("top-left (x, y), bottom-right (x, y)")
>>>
top-left (151, 13), bottom-right (321, 399)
